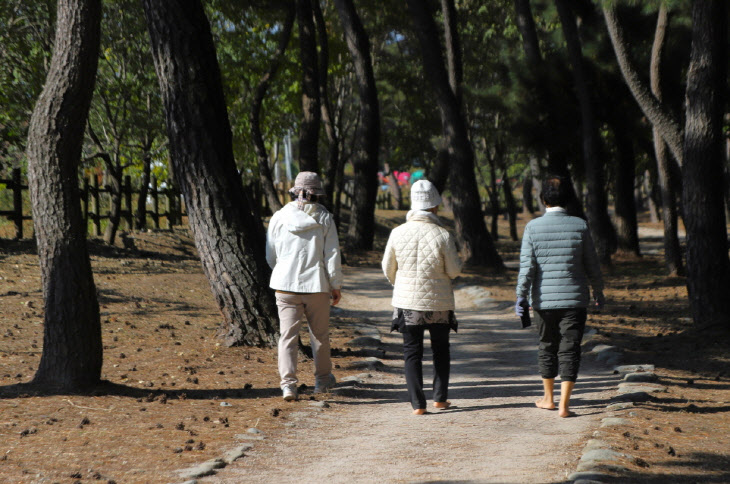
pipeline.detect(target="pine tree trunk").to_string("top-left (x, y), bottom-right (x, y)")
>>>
top-left (313, 0), bottom-right (340, 211)
top-left (611, 119), bottom-right (641, 257)
top-left (251, 4), bottom-right (295, 213)
top-left (406, 0), bottom-right (503, 269)
top-left (296, 0), bottom-right (320, 173)
top-left (556, 0), bottom-right (615, 264)
top-left (682, 0), bottom-right (730, 327)
top-left (650, 4), bottom-right (683, 275)
top-left (142, 0), bottom-right (278, 346)
top-left (335, 0), bottom-right (380, 250)
top-left (26, 0), bottom-right (103, 390)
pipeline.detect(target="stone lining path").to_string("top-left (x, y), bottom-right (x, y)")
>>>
top-left (204, 267), bottom-right (618, 484)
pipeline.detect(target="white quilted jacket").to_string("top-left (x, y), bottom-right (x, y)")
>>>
top-left (382, 211), bottom-right (462, 311)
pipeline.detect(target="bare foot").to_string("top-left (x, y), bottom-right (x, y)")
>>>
top-left (413, 408), bottom-right (426, 415)
top-left (559, 409), bottom-right (576, 418)
top-left (433, 401), bottom-right (451, 410)
top-left (535, 397), bottom-right (556, 410)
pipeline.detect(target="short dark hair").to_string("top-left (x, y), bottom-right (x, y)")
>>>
top-left (541, 175), bottom-right (571, 207)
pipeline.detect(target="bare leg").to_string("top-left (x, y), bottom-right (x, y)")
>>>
top-left (559, 380), bottom-right (576, 417)
top-left (535, 378), bottom-right (556, 410)
top-left (413, 408), bottom-right (426, 415)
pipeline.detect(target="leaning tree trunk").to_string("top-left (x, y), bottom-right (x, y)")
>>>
top-left (143, 0), bottom-right (278, 346)
top-left (335, 0), bottom-right (380, 250)
top-left (26, 0), bottom-right (102, 390)
top-left (682, 0), bottom-right (730, 328)
top-left (650, 4), bottom-right (683, 275)
top-left (556, 0), bottom-right (615, 264)
top-left (251, 4), bottom-right (295, 213)
top-left (313, 0), bottom-right (340, 210)
top-left (407, 0), bottom-right (503, 268)
top-left (296, 0), bottom-right (320, 173)
top-left (603, 3), bottom-right (684, 167)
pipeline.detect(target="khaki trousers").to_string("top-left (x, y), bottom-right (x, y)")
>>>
top-left (275, 291), bottom-right (332, 390)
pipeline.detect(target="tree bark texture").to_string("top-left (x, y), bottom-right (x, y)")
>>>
top-left (603, 3), bottom-right (684, 167)
top-left (682, 0), bottom-right (729, 327)
top-left (142, 0), bottom-right (279, 346)
top-left (650, 4), bottom-right (683, 275)
top-left (26, 0), bottom-right (103, 390)
top-left (103, 164), bottom-right (123, 245)
top-left (556, 0), bottom-right (615, 264)
top-left (406, 0), bottom-right (502, 268)
top-left (313, 0), bottom-right (340, 210)
top-left (441, 0), bottom-right (463, 107)
top-left (335, 0), bottom-right (380, 250)
top-left (135, 136), bottom-right (154, 231)
top-left (296, 0), bottom-right (320, 173)
top-left (611, 118), bottom-right (641, 256)
top-left (502, 169), bottom-right (518, 241)
top-left (251, 4), bottom-right (295, 213)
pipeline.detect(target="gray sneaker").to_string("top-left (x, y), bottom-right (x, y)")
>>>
top-left (314, 374), bottom-right (336, 394)
top-left (282, 386), bottom-right (297, 401)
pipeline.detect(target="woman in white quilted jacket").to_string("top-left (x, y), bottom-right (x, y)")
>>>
top-left (382, 180), bottom-right (463, 415)
top-left (266, 171), bottom-right (343, 402)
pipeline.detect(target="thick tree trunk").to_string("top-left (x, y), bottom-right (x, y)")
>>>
top-left (556, 0), bottom-right (615, 264)
top-left (296, 0), bottom-right (320, 173)
top-left (429, 147), bottom-right (450, 194)
top-left (26, 0), bottom-right (102, 390)
top-left (335, 0), bottom-right (380, 249)
top-left (251, 4), bottom-right (295, 213)
top-left (611, 119), bottom-right (641, 257)
top-left (143, 0), bottom-right (278, 346)
top-left (313, 0), bottom-right (340, 211)
top-left (521, 171), bottom-right (534, 215)
top-left (441, 0), bottom-right (463, 107)
top-left (682, 0), bottom-right (729, 328)
top-left (650, 4), bottom-right (683, 275)
top-left (488, 159), bottom-right (499, 240)
top-left (406, 0), bottom-right (503, 269)
top-left (603, 3), bottom-right (684, 167)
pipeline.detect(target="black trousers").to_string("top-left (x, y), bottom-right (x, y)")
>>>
top-left (402, 324), bottom-right (450, 410)
top-left (535, 308), bottom-right (587, 382)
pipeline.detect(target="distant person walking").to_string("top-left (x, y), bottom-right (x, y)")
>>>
top-left (516, 175), bottom-right (605, 417)
top-left (382, 180), bottom-right (463, 415)
top-left (266, 172), bottom-right (343, 401)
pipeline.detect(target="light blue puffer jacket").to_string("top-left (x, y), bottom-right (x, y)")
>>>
top-left (516, 210), bottom-right (604, 309)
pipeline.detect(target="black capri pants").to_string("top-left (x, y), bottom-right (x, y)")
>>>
top-left (534, 308), bottom-right (587, 382)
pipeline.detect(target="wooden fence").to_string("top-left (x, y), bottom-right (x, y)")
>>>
top-left (0, 168), bottom-right (186, 239)
top-left (0, 170), bottom-right (394, 240)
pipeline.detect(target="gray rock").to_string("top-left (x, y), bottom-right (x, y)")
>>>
top-left (246, 427), bottom-right (263, 434)
top-left (568, 471), bottom-right (613, 482)
top-left (580, 449), bottom-right (627, 464)
top-left (222, 444), bottom-right (253, 464)
top-left (617, 383), bottom-right (666, 394)
top-left (611, 391), bottom-right (652, 403)
top-left (340, 375), bottom-right (365, 384)
top-left (600, 417), bottom-right (631, 427)
top-left (346, 336), bottom-right (381, 348)
top-left (309, 401), bottom-right (330, 409)
top-left (590, 344), bottom-right (616, 354)
top-left (575, 462), bottom-right (629, 473)
top-left (177, 459), bottom-right (226, 479)
top-left (614, 364), bottom-right (655, 375)
top-left (623, 372), bottom-right (658, 383)
top-left (356, 373), bottom-right (372, 379)
top-left (606, 402), bottom-right (634, 412)
top-left (219, 401), bottom-right (232, 407)
top-left (346, 357), bottom-right (384, 370)
top-left (234, 434), bottom-right (265, 441)
top-left (583, 439), bottom-right (612, 451)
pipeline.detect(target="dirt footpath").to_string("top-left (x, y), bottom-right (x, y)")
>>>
top-left (209, 267), bottom-right (616, 484)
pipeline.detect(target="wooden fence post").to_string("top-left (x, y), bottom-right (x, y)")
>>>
top-left (92, 175), bottom-right (101, 236)
top-left (124, 175), bottom-right (133, 229)
top-left (151, 176), bottom-right (160, 229)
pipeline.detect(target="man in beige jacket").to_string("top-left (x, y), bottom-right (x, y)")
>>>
top-left (382, 180), bottom-right (462, 414)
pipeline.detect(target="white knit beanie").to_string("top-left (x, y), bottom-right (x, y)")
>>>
top-left (410, 179), bottom-right (442, 210)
